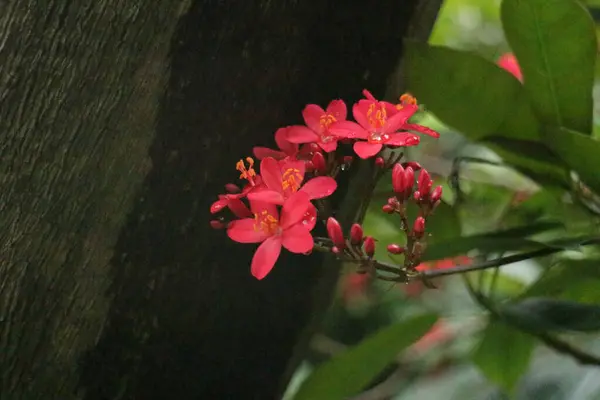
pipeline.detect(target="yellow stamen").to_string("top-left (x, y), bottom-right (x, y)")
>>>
top-left (236, 157), bottom-right (256, 185)
top-left (366, 103), bottom-right (387, 129)
top-left (282, 168), bottom-right (303, 193)
top-left (396, 93), bottom-right (418, 110)
top-left (319, 113), bottom-right (337, 130)
top-left (254, 210), bottom-right (279, 234)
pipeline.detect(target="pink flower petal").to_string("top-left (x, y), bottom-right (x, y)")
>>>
top-left (210, 198), bottom-right (228, 214)
top-left (228, 219), bottom-right (270, 243)
top-left (251, 236), bottom-right (282, 280)
top-left (280, 191), bottom-right (311, 229)
top-left (260, 157), bottom-right (283, 192)
top-left (326, 99), bottom-right (347, 121)
top-left (249, 200), bottom-right (279, 220)
top-left (300, 176), bottom-right (337, 199)
top-left (329, 120), bottom-right (368, 139)
top-left (302, 104), bottom-right (326, 133)
top-left (227, 198), bottom-right (253, 218)
top-left (253, 147), bottom-right (287, 160)
top-left (402, 123), bottom-right (441, 138)
top-left (247, 189), bottom-right (286, 205)
top-left (274, 127), bottom-right (298, 155)
top-left (382, 104), bottom-right (418, 134)
top-left (354, 141), bottom-right (382, 159)
top-left (286, 125), bottom-right (319, 144)
top-left (362, 89), bottom-right (377, 101)
top-left (497, 53), bottom-right (523, 82)
top-left (352, 101), bottom-right (372, 130)
top-left (302, 203), bottom-right (317, 231)
top-left (386, 132), bottom-right (420, 147)
top-left (318, 140), bottom-right (338, 153)
top-left (282, 224), bottom-right (314, 253)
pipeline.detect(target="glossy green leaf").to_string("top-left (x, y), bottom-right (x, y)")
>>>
top-left (472, 320), bottom-right (535, 394)
top-left (543, 127), bottom-right (600, 193)
top-left (501, 297), bottom-right (600, 333)
top-left (502, 0), bottom-right (596, 133)
top-left (293, 314), bottom-right (437, 400)
top-left (404, 41), bottom-right (539, 141)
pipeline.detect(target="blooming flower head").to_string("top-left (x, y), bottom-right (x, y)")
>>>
top-left (497, 53), bottom-right (523, 82)
top-left (286, 100), bottom-right (347, 152)
top-left (248, 156), bottom-right (337, 205)
top-left (227, 192), bottom-right (314, 279)
top-left (253, 127), bottom-right (299, 160)
top-left (329, 90), bottom-right (423, 159)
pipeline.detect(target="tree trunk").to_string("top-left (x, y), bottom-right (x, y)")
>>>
top-left (0, 0), bottom-right (437, 399)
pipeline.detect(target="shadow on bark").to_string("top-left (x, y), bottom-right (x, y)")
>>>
top-left (79, 1), bottom-right (418, 398)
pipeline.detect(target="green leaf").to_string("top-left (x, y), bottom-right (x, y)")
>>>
top-left (404, 41), bottom-right (539, 141)
top-left (293, 314), bottom-right (437, 400)
top-left (472, 320), bottom-right (535, 394)
top-left (543, 127), bottom-right (600, 193)
top-left (502, 0), bottom-right (596, 133)
top-left (501, 297), bottom-right (600, 333)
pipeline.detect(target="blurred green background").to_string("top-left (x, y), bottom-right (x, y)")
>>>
top-left (284, 1), bottom-right (600, 399)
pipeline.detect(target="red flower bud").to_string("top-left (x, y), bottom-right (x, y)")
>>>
top-left (225, 183), bottom-right (241, 193)
top-left (210, 220), bottom-right (225, 229)
top-left (309, 143), bottom-right (321, 153)
top-left (343, 155), bottom-right (354, 165)
top-left (364, 236), bottom-right (376, 257)
top-left (392, 163), bottom-right (405, 194)
top-left (404, 161), bottom-right (422, 171)
top-left (375, 157), bottom-right (385, 168)
top-left (387, 244), bottom-right (405, 254)
top-left (327, 217), bottom-right (346, 249)
top-left (412, 216), bottom-right (426, 238)
top-left (311, 151), bottom-right (327, 175)
top-left (418, 169), bottom-right (432, 197)
top-left (404, 167), bottom-right (415, 197)
top-left (350, 223), bottom-right (364, 245)
top-left (430, 185), bottom-right (443, 203)
top-left (332, 246), bottom-right (341, 254)
top-left (413, 191), bottom-right (421, 202)
top-left (382, 204), bottom-right (395, 214)
top-left (304, 161), bottom-right (315, 172)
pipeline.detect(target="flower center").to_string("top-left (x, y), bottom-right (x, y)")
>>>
top-left (282, 167), bottom-right (303, 193)
top-left (367, 132), bottom-right (390, 144)
top-left (319, 113), bottom-right (337, 131)
top-left (366, 103), bottom-right (387, 129)
top-left (396, 93), bottom-right (417, 110)
top-left (236, 157), bottom-right (257, 186)
top-left (254, 210), bottom-right (280, 235)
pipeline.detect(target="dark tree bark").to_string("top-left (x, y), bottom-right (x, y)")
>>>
top-left (0, 1), bottom-right (438, 399)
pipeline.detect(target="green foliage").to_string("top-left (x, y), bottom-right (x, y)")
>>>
top-left (472, 320), bottom-right (536, 394)
top-left (292, 314), bottom-right (438, 400)
top-left (502, 0), bottom-right (597, 133)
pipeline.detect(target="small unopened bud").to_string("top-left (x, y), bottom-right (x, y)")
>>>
top-left (382, 204), bottom-right (395, 214)
top-left (387, 244), bottom-right (405, 254)
top-left (343, 155), bottom-right (354, 165)
top-left (304, 161), bottom-right (315, 172)
top-left (418, 169), bottom-right (432, 197)
top-left (404, 167), bottom-right (415, 197)
top-left (210, 220), bottom-right (225, 229)
top-left (350, 223), bottom-right (364, 245)
top-left (375, 157), bottom-right (385, 168)
top-left (364, 236), bottom-right (376, 257)
top-left (430, 185), bottom-right (443, 203)
top-left (332, 246), bottom-right (341, 254)
top-left (309, 143), bottom-right (321, 153)
top-left (311, 152), bottom-right (327, 174)
top-left (387, 197), bottom-right (399, 206)
top-left (225, 183), bottom-right (241, 193)
top-left (412, 216), bottom-right (426, 238)
top-left (327, 217), bottom-right (346, 249)
top-left (413, 191), bottom-right (421, 201)
top-left (404, 161), bottom-right (422, 171)
top-left (392, 163), bottom-right (405, 194)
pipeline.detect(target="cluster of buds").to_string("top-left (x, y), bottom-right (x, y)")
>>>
top-left (210, 89), bottom-right (440, 280)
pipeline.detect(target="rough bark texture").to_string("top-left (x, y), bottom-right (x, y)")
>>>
top-left (1, 0), bottom-right (426, 399)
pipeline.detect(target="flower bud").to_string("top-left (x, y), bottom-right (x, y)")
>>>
top-left (210, 220), bottom-right (225, 229)
top-left (350, 223), bottom-right (364, 245)
top-left (387, 244), bottom-right (405, 254)
top-left (364, 236), bottom-right (376, 257)
top-left (343, 155), bottom-right (354, 165)
top-left (304, 161), bottom-right (315, 172)
top-left (311, 151), bottom-right (327, 175)
top-left (418, 169), bottom-right (432, 197)
top-left (413, 191), bottom-right (421, 202)
top-left (404, 167), bottom-right (415, 197)
top-left (382, 204), bottom-right (395, 214)
top-left (332, 246), bottom-right (341, 254)
top-left (309, 143), bottom-right (321, 154)
top-left (327, 217), bottom-right (346, 249)
top-left (375, 157), bottom-right (385, 168)
top-left (403, 161), bottom-right (422, 171)
top-left (392, 163), bottom-right (405, 194)
top-left (430, 185), bottom-right (443, 203)
top-left (225, 183), bottom-right (241, 193)
top-left (412, 216), bottom-right (426, 238)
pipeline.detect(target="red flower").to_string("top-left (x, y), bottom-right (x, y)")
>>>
top-left (497, 53), bottom-right (523, 83)
top-left (329, 90), bottom-right (422, 159)
top-left (227, 192), bottom-right (314, 279)
top-left (253, 127), bottom-right (299, 160)
top-left (248, 157), bottom-right (337, 205)
top-left (286, 100), bottom-right (347, 152)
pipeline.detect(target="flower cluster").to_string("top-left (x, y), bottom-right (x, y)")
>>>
top-left (210, 89), bottom-right (440, 280)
